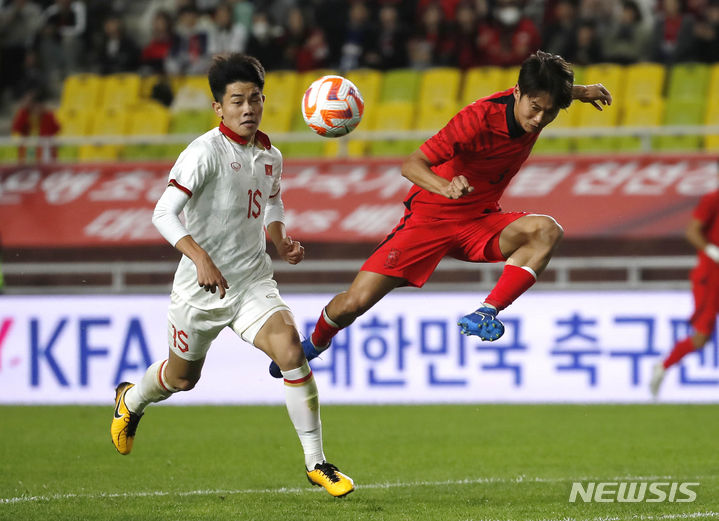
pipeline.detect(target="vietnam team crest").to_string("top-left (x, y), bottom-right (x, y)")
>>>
top-left (265, 164), bottom-right (273, 176)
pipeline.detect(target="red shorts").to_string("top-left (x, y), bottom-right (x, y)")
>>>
top-left (690, 260), bottom-right (719, 335)
top-left (361, 211), bottom-right (528, 287)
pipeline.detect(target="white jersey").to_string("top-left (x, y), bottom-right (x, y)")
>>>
top-left (167, 124), bottom-right (283, 310)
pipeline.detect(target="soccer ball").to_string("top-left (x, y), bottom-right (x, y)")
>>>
top-left (301, 75), bottom-right (364, 138)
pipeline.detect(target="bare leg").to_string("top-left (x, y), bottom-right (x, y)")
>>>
top-left (324, 271), bottom-right (405, 326)
top-left (498, 214), bottom-right (564, 275)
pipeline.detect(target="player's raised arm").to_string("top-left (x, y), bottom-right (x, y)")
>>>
top-left (401, 149), bottom-right (474, 200)
top-left (571, 83), bottom-right (612, 110)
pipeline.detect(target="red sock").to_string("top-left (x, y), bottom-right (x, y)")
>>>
top-left (311, 308), bottom-right (340, 349)
top-left (484, 264), bottom-right (537, 311)
top-left (663, 337), bottom-right (696, 369)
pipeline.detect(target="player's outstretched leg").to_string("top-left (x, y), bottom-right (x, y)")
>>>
top-left (458, 306), bottom-right (505, 341)
top-left (110, 382), bottom-right (143, 455)
top-left (269, 338), bottom-right (326, 378)
top-left (307, 462), bottom-right (355, 497)
top-left (649, 362), bottom-right (666, 399)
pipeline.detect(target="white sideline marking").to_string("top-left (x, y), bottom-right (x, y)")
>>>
top-left (1, 474), bottom-right (716, 521)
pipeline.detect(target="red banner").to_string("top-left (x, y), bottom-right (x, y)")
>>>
top-left (1, 155), bottom-right (717, 248)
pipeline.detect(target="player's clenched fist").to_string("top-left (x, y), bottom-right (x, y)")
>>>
top-left (442, 175), bottom-right (474, 200)
top-left (278, 236), bottom-right (304, 265)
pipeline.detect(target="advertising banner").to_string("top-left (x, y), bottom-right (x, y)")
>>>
top-left (0, 155), bottom-right (717, 248)
top-left (0, 292), bottom-right (717, 404)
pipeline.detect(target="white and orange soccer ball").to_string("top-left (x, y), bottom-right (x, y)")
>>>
top-left (301, 75), bottom-right (364, 137)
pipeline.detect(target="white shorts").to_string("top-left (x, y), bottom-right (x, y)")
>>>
top-left (166, 278), bottom-right (291, 361)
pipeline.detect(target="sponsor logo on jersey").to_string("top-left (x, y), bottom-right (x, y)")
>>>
top-left (230, 162), bottom-right (241, 171)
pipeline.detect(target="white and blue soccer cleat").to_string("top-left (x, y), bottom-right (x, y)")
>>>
top-left (269, 338), bottom-right (324, 378)
top-left (458, 306), bottom-right (505, 341)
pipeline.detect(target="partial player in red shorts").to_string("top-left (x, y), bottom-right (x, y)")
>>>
top-left (650, 184), bottom-right (719, 398)
top-left (269, 51), bottom-right (613, 378)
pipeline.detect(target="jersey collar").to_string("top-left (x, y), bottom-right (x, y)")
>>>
top-left (504, 94), bottom-right (525, 139)
top-left (219, 121), bottom-right (272, 150)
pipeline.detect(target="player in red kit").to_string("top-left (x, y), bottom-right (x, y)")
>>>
top-left (269, 51), bottom-right (612, 378)
top-left (651, 182), bottom-right (719, 398)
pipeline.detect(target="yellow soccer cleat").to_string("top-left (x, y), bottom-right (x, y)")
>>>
top-left (111, 382), bottom-right (143, 455)
top-left (306, 462), bottom-right (355, 497)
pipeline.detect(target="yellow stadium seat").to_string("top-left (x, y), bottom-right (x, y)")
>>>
top-left (666, 63), bottom-right (710, 102)
top-left (60, 73), bottom-right (103, 112)
top-left (369, 101), bottom-right (416, 156)
top-left (345, 68), bottom-right (382, 106)
top-left (121, 102), bottom-right (172, 160)
top-left (55, 107), bottom-right (92, 161)
top-left (654, 98), bottom-right (705, 151)
top-left (709, 63), bottom-right (719, 100)
top-left (78, 106), bottom-right (129, 161)
top-left (617, 97), bottom-right (664, 151)
top-left (623, 63), bottom-right (666, 102)
top-left (181, 74), bottom-right (214, 102)
top-left (419, 67), bottom-right (461, 107)
top-left (501, 66), bottom-right (521, 89)
top-left (571, 84), bottom-right (621, 152)
top-left (261, 104), bottom-right (294, 135)
top-left (264, 69), bottom-right (299, 107)
top-left (380, 68), bottom-right (421, 103)
top-left (462, 67), bottom-right (506, 105)
top-left (100, 73), bottom-right (142, 110)
top-left (703, 100), bottom-right (719, 151)
top-left (581, 63), bottom-right (625, 106)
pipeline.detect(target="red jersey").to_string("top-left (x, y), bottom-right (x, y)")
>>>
top-left (693, 190), bottom-right (719, 269)
top-left (408, 88), bottom-right (539, 220)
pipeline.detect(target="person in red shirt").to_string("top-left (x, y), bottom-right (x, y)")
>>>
top-left (651, 184), bottom-right (719, 398)
top-left (268, 51), bottom-right (612, 378)
top-left (11, 88), bottom-right (60, 163)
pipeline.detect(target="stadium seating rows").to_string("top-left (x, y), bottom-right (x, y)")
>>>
top-left (49, 62), bottom-right (719, 161)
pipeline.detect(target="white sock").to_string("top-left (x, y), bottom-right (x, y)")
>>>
top-left (124, 359), bottom-right (178, 414)
top-left (282, 361), bottom-right (325, 470)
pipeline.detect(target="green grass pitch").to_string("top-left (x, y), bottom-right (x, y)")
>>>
top-left (1, 404), bottom-right (717, 521)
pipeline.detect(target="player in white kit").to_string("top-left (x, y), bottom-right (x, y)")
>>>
top-left (109, 53), bottom-right (354, 497)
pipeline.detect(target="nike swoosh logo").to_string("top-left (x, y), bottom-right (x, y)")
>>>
top-left (114, 393), bottom-right (124, 419)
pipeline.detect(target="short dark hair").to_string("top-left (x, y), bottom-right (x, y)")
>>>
top-left (517, 51), bottom-right (574, 109)
top-left (208, 53), bottom-right (265, 102)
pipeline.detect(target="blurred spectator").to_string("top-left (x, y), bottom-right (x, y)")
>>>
top-left (578, 0), bottom-right (616, 35)
top-left (313, 0), bottom-right (349, 65)
top-left (542, 0), bottom-right (579, 58)
top-left (364, 3), bottom-right (409, 70)
top-left (230, 0), bottom-right (253, 34)
top-left (165, 5), bottom-right (212, 75)
top-left (408, 1), bottom-right (453, 68)
top-left (39, 0), bottom-right (87, 73)
top-left (140, 10), bottom-right (177, 74)
top-left (650, 0), bottom-right (693, 64)
top-left (338, 1), bottom-right (375, 71)
top-left (245, 10), bottom-right (283, 70)
top-left (150, 72), bottom-right (174, 106)
top-left (445, 1), bottom-right (482, 69)
top-left (207, 2), bottom-right (247, 55)
top-left (10, 88), bottom-right (60, 163)
top-left (682, 0), bottom-right (719, 62)
top-left (602, 0), bottom-right (651, 64)
top-left (94, 13), bottom-right (140, 74)
top-left (479, 0), bottom-right (541, 67)
top-left (278, 6), bottom-right (329, 71)
top-left (566, 18), bottom-right (604, 65)
top-left (0, 0), bottom-right (42, 105)
top-left (13, 48), bottom-right (45, 99)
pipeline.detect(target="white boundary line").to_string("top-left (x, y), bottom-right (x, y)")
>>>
top-left (1, 475), bottom-right (716, 521)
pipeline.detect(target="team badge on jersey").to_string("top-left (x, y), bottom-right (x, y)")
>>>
top-left (265, 164), bottom-right (273, 176)
top-left (384, 248), bottom-right (401, 269)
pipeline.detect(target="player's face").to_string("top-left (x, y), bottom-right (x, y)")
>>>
top-left (513, 86), bottom-right (560, 133)
top-left (213, 81), bottom-right (264, 141)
